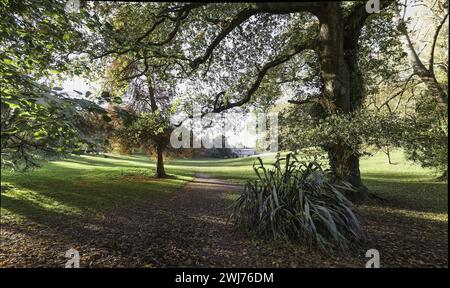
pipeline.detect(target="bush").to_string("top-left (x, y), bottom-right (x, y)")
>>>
top-left (232, 153), bottom-right (365, 253)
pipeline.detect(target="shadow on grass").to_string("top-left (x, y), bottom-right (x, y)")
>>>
top-left (363, 177), bottom-right (448, 215)
top-left (61, 156), bottom-right (153, 169)
top-left (1, 174), bottom-right (189, 227)
top-left (1, 193), bottom-right (82, 227)
top-left (2, 153), bottom-right (447, 233)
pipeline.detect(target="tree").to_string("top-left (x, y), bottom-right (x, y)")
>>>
top-left (0, 0), bottom-right (108, 170)
top-left (391, 0), bottom-right (448, 178)
top-left (116, 109), bottom-right (172, 178)
top-left (86, 3), bottom-right (186, 178)
top-left (359, 0), bottom-right (448, 178)
top-left (392, 0), bottom-right (448, 108)
top-left (78, 1), bottom-right (440, 199)
top-left (79, 1), bottom-right (408, 201)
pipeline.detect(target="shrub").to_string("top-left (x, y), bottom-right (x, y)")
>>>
top-left (232, 153), bottom-right (365, 253)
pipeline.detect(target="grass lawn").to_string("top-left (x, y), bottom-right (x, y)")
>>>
top-left (0, 154), bottom-right (194, 224)
top-left (358, 151), bottom-right (448, 222)
top-left (1, 149), bottom-right (447, 224)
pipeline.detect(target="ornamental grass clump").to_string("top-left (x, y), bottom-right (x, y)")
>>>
top-left (232, 153), bottom-right (365, 253)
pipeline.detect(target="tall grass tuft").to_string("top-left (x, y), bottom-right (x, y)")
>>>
top-left (232, 153), bottom-right (365, 253)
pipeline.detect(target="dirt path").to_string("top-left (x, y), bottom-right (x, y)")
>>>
top-left (0, 174), bottom-right (447, 267)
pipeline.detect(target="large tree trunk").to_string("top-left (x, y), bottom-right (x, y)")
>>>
top-left (263, 2), bottom-right (370, 201)
top-left (317, 3), bottom-right (369, 202)
top-left (326, 143), bottom-right (368, 202)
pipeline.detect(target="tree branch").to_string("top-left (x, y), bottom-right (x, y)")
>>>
top-left (288, 97), bottom-right (318, 105)
top-left (189, 6), bottom-right (259, 69)
top-left (119, 53), bottom-right (149, 81)
top-left (93, 3), bottom-right (205, 60)
top-left (344, 0), bottom-right (394, 47)
top-left (212, 43), bottom-right (314, 113)
top-left (429, 11), bottom-right (449, 77)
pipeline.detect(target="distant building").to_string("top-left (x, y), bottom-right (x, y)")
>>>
top-left (232, 148), bottom-right (257, 157)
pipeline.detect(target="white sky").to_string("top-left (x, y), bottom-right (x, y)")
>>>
top-left (62, 76), bottom-right (100, 98)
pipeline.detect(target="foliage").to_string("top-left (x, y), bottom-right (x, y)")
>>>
top-left (113, 110), bottom-right (172, 156)
top-left (280, 100), bottom-right (448, 178)
top-left (279, 106), bottom-right (407, 156)
top-left (357, 0), bottom-right (448, 175)
top-left (0, 0), bottom-right (108, 170)
top-left (0, 81), bottom-right (107, 170)
top-left (403, 98), bottom-right (448, 178)
top-left (232, 153), bottom-right (365, 252)
top-left (358, 8), bottom-right (407, 97)
top-left (2, 0), bottom-right (447, 181)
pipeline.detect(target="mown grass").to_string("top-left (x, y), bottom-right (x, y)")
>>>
top-left (1, 150), bottom-right (447, 225)
top-left (358, 151), bottom-right (448, 222)
top-left (0, 154), bottom-right (194, 224)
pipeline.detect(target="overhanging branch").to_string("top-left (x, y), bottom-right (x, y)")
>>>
top-left (189, 7), bottom-right (259, 69)
top-left (92, 3), bottom-right (206, 60)
top-left (212, 43), bottom-right (314, 113)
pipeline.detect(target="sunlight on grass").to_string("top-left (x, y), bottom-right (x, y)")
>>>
top-left (1, 150), bottom-right (447, 226)
top-left (360, 205), bottom-right (448, 223)
top-left (185, 149), bottom-right (448, 221)
top-left (1, 154), bottom-right (194, 224)
top-left (1, 184), bottom-right (84, 223)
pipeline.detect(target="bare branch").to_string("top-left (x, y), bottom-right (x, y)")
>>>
top-left (429, 11), bottom-right (449, 77)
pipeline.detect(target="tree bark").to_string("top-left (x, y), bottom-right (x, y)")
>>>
top-left (385, 147), bottom-right (392, 165)
top-left (316, 3), bottom-right (369, 201)
top-left (156, 143), bottom-right (166, 178)
top-left (327, 143), bottom-right (368, 202)
top-left (231, 2), bottom-right (372, 201)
